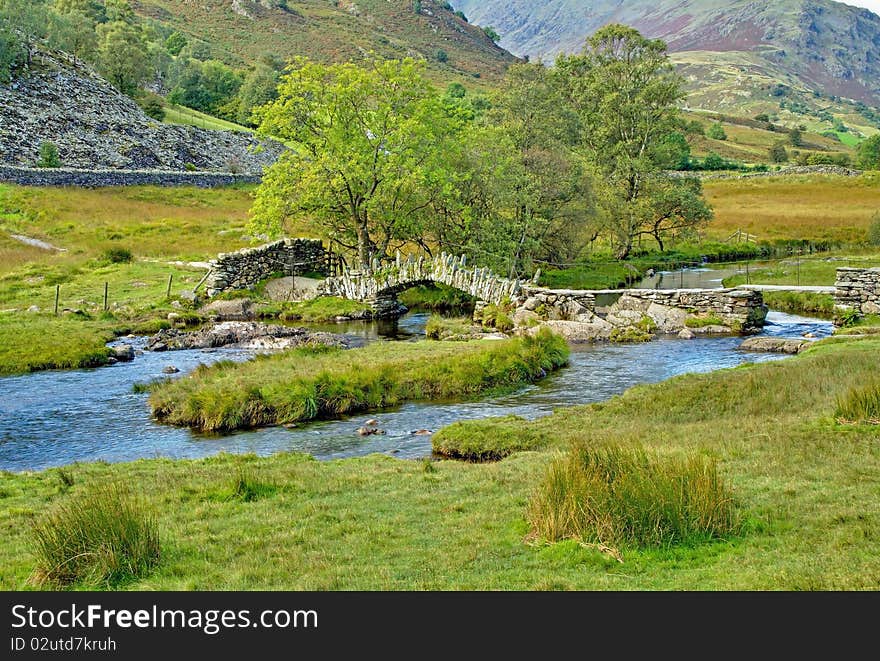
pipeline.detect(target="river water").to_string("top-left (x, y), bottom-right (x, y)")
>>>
top-left (0, 304), bottom-right (832, 472)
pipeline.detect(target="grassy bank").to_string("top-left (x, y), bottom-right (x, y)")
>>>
top-left (2, 334), bottom-right (879, 589)
top-left (399, 284), bottom-right (475, 312)
top-left (148, 330), bottom-right (569, 432)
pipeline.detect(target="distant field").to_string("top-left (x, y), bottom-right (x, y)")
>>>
top-left (703, 174), bottom-right (880, 243)
top-left (162, 103), bottom-right (252, 133)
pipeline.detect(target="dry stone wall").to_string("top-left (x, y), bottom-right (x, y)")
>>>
top-left (0, 165), bottom-right (261, 188)
top-left (206, 239), bottom-right (327, 296)
top-left (835, 267), bottom-right (880, 315)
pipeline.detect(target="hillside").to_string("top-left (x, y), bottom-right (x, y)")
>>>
top-left (0, 50), bottom-right (281, 172)
top-left (451, 0), bottom-right (880, 114)
top-left (135, 0), bottom-right (518, 87)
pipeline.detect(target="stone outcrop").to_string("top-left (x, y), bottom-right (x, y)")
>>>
top-left (835, 267), bottom-right (880, 317)
top-left (0, 50), bottom-right (282, 173)
top-left (200, 298), bottom-right (257, 321)
top-left (740, 337), bottom-right (811, 354)
top-left (206, 239), bottom-right (328, 296)
top-left (146, 322), bottom-right (348, 352)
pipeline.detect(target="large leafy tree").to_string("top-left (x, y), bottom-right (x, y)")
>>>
top-left (456, 63), bottom-right (593, 278)
top-left (554, 24), bottom-right (705, 259)
top-left (250, 57), bottom-right (465, 267)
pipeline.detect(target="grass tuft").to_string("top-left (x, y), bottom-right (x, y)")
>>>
top-left (528, 444), bottom-right (738, 551)
top-left (835, 381), bottom-right (880, 424)
top-left (30, 483), bottom-right (159, 588)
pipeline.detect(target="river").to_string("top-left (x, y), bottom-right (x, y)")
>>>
top-left (0, 303), bottom-right (832, 472)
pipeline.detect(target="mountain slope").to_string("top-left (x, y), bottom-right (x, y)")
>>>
top-left (135, 0), bottom-right (518, 86)
top-left (451, 0), bottom-right (880, 106)
top-left (0, 51), bottom-right (281, 172)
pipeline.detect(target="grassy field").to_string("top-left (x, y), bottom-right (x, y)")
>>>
top-left (703, 173), bottom-right (880, 243)
top-left (0, 183), bottom-right (317, 374)
top-left (2, 333), bottom-right (879, 590)
top-left (161, 103), bottom-right (252, 133)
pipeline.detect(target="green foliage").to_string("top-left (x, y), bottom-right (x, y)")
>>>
top-left (164, 30), bottom-right (187, 56)
top-left (168, 58), bottom-right (243, 119)
top-left (769, 143), bottom-right (789, 163)
top-left (609, 326), bottom-right (653, 343)
top-left (432, 415), bottom-right (548, 460)
top-left (835, 382), bottom-right (880, 424)
top-left (527, 444), bottom-right (738, 550)
top-left (454, 10), bottom-right (468, 22)
top-left (0, 24), bottom-right (26, 82)
top-left (96, 18), bottom-right (150, 96)
top-left (685, 315), bottom-right (725, 328)
top-left (37, 141), bottom-right (61, 168)
top-left (31, 483), bottom-right (160, 588)
top-left (867, 213), bottom-right (880, 246)
top-left (857, 134), bottom-right (880, 170)
top-left (707, 122), bottom-right (727, 140)
top-left (653, 132), bottom-right (691, 170)
top-left (483, 26), bottom-right (500, 43)
top-left (399, 284), bottom-right (475, 312)
top-left (435, 49), bottom-right (448, 63)
top-left (102, 247), bottom-right (133, 264)
top-left (425, 315), bottom-right (479, 340)
top-left (251, 57), bottom-right (464, 267)
top-left (274, 296), bottom-right (371, 323)
top-left (139, 93), bottom-right (166, 121)
top-left (554, 25), bottom-right (693, 260)
top-left (789, 127), bottom-right (804, 147)
top-left (235, 65), bottom-right (279, 126)
top-left (148, 330), bottom-right (570, 432)
top-left (762, 291), bottom-right (834, 317)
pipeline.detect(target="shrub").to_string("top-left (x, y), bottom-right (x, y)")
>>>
top-left (31, 484), bottom-right (159, 587)
top-left (139, 94), bottom-right (166, 121)
top-left (835, 382), bottom-right (880, 424)
top-left (483, 26), bottom-right (501, 43)
top-left (435, 49), bottom-right (448, 63)
top-left (528, 445), bottom-right (738, 550)
top-left (37, 142), bottom-right (61, 168)
top-left (769, 143), bottom-right (788, 163)
top-left (707, 122), bottom-right (727, 140)
top-left (102, 247), bottom-right (133, 264)
top-left (184, 162), bottom-right (197, 172)
top-left (867, 213), bottom-right (880, 247)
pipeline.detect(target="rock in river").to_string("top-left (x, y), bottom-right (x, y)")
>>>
top-left (146, 321), bottom-right (349, 352)
top-left (739, 337), bottom-right (811, 355)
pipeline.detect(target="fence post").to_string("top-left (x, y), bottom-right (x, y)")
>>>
top-left (54, 284), bottom-right (60, 316)
top-left (166, 274), bottom-right (173, 300)
top-left (103, 282), bottom-right (108, 312)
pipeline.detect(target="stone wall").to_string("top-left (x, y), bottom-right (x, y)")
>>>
top-left (0, 165), bottom-right (261, 188)
top-left (835, 267), bottom-right (880, 315)
top-left (518, 287), bottom-right (767, 339)
top-left (206, 239), bottom-right (328, 296)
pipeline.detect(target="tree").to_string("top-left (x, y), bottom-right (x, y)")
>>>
top-left (483, 26), bottom-right (500, 43)
top-left (0, 24), bottom-right (26, 82)
top-left (789, 127), bottom-right (803, 147)
top-left (707, 122), bottom-right (727, 140)
top-left (857, 134), bottom-right (880, 170)
top-left (637, 176), bottom-right (712, 251)
top-left (0, 0), bottom-right (48, 67)
top-left (164, 31), bottom-right (187, 56)
top-left (554, 24), bottom-right (692, 259)
top-left (652, 132), bottom-right (691, 170)
top-left (769, 143), bottom-right (788, 163)
top-left (37, 141), bottom-right (61, 168)
top-left (251, 58), bottom-right (465, 267)
top-left (235, 65), bottom-right (279, 126)
top-left (96, 20), bottom-right (149, 95)
top-left (47, 8), bottom-right (99, 61)
top-left (168, 58), bottom-right (242, 118)
top-left (453, 63), bottom-right (592, 277)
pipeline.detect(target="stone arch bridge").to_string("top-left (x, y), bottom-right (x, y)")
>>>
top-left (317, 252), bottom-right (523, 317)
top-left (316, 252), bottom-right (770, 334)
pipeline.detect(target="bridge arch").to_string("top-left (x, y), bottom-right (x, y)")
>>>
top-left (317, 253), bottom-right (523, 317)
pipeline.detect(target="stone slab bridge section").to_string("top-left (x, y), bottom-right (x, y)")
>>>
top-left (317, 252), bottom-right (769, 333)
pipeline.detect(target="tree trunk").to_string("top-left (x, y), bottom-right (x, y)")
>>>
top-left (653, 228), bottom-right (665, 252)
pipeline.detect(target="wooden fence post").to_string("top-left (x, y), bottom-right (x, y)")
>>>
top-left (54, 284), bottom-right (60, 316)
top-left (166, 274), bottom-right (173, 300)
top-left (103, 282), bottom-right (108, 312)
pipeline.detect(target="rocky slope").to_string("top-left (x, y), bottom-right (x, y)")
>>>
top-left (0, 50), bottom-right (282, 173)
top-left (451, 0), bottom-right (880, 107)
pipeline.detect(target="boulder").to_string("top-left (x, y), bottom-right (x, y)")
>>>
top-left (512, 308), bottom-right (541, 327)
top-left (531, 319), bottom-right (614, 343)
top-left (200, 298), bottom-right (255, 321)
top-left (739, 337), bottom-right (810, 354)
top-left (146, 321), bottom-right (349, 352)
top-left (163, 366), bottom-right (180, 374)
top-left (678, 328), bottom-right (695, 340)
top-left (110, 344), bottom-right (135, 362)
top-left (647, 303), bottom-right (688, 332)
